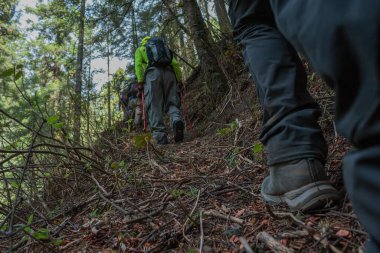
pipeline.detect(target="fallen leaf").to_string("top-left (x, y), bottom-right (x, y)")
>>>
top-left (336, 229), bottom-right (351, 238)
top-left (260, 219), bottom-right (268, 226)
top-left (235, 209), bottom-right (245, 218)
top-left (229, 235), bottom-right (240, 244)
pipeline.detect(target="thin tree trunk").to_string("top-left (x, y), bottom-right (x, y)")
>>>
top-left (86, 49), bottom-right (91, 142)
top-left (214, 0), bottom-right (232, 35)
top-left (107, 36), bottom-right (111, 129)
top-left (131, 3), bottom-right (138, 54)
top-left (163, 0), bottom-right (191, 36)
top-left (73, 0), bottom-right (85, 145)
top-left (201, 0), bottom-right (211, 30)
top-left (183, 0), bottom-right (227, 95)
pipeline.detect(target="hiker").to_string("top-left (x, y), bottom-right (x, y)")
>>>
top-left (120, 87), bottom-right (131, 122)
top-left (228, 1), bottom-right (380, 251)
top-left (120, 81), bottom-right (143, 127)
top-left (134, 36), bottom-right (185, 144)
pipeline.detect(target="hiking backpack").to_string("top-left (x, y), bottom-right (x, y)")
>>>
top-left (145, 37), bottom-right (173, 67)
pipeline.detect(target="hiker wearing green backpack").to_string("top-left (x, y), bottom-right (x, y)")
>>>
top-left (134, 36), bottom-right (185, 145)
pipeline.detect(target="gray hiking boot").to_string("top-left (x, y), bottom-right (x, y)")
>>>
top-left (261, 158), bottom-right (339, 212)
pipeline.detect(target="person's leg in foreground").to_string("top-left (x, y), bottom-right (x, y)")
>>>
top-left (228, 0), bottom-right (339, 211)
top-left (267, 1), bottom-right (380, 251)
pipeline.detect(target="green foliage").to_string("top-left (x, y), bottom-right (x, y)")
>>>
top-left (84, 162), bottom-right (93, 172)
top-left (217, 119), bottom-right (238, 136)
top-left (251, 142), bottom-right (264, 163)
top-left (27, 214), bottom-right (34, 225)
top-left (133, 133), bottom-right (152, 148)
top-left (0, 0), bottom-right (17, 23)
top-left (0, 224), bottom-right (7, 232)
top-left (0, 64), bottom-right (23, 80)
top-left (123, 119), bottom-right (134, 133)
top-left (110, 161), bottom-right (119, 170)
top-left (52, 238), bottom-right (64, 246)
top-left (227, 147), bottom-right (239, 167)
top-left (90, 208), bottom-right (99, 218)
top-left (111, 160), bottom-right (127, 171)
top-left (10, 179), bottom-right (20, 189)
top-left (252, 143), bottom-right (264, 154)
top-left (171, 187), bottom-right (199, 199)
top-left (0, 68), bottom-right (14, 78)
top-left (187, 248), bottom-right (195, 253)
top-left (32, 228), bottom-right (50, 240)
top-left (22, 222), bottom-right (50, 241)
top-left (47, 115), bottom-right (59, 125)
top-left (118, 160), bottom-right (126, 170)
top-left (171, 189), bottom-right (186, 198)
top-left (14, 70), bottom-right (23, 81)
top-left (23, 226), bottom-right (32, 234)
top-left (188, 186), bottom-right (198, 197)
top-left (47, 115), bottom-right (65, 129)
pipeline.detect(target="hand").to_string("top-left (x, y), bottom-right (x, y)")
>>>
top-left (137, 82), bottom-right (144, 91)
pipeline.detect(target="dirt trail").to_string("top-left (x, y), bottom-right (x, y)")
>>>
top-left (15, 72), bottom-right (366, 252)
top-left (54, 107), bottom-right (366, 253)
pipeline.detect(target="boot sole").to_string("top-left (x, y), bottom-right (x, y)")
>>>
top-left (261, 178), bottom-right (340, 212)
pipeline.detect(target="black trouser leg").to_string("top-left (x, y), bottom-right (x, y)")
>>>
top-left (269, 1), bottom-right (380, 251)
top-left (228, 0), bottom-right (327, 166)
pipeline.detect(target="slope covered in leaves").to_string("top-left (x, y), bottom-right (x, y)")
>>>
top-left (2, 63), bottom-right (367, 253)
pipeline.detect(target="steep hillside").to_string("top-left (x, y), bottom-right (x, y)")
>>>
top-left (3, 59), bottom-right (366, 253)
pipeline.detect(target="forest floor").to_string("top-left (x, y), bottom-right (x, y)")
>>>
top-left (10, 64), bottom-right (368, 253)
top-left (57, 83), bottom-right (366, 252)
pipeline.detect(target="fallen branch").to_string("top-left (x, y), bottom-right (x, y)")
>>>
top-left (256, 231), bottom-right (294, 253)
top-left (279, 230), bottom-right (309, 239)
top-left (199, 210), bottom-right (204, 253)
top-left (203, 210), bottom-right (244, 225)
top-left (239, 237), bottom-right (254, 253)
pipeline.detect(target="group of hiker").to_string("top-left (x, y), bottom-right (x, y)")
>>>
top-left (120, 36), bottom-right (185, 144)
top-left (122, 1), bottom-right (380, 251)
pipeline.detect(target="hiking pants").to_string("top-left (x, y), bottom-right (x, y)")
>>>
top-left (133, 97), bottom-right (143, 127)
top-left (229, 1), bottom-right (380, 252)
top-left (144, 66), bottom-right (183, 141)
top-left (121, 100), bottom-right (132, 122)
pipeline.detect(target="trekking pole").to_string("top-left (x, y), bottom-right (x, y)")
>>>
top-left (141, 91), bottom-right (147, 131)
top-left (180, 91), bottom-right (193, 131)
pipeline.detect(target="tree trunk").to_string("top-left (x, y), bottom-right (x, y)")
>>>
top-left (73, 0), bottom-right (85, 145)
top-left (107, 34), bottom-right (111, 129)
top-left (201, 0), bottom-right (211, 30)
top-left (214, 0), bottom-right (232, 35)
top-left (131, 3), bottom-right (138, 54)
top-left (182, 0), bottom-right (227, 95)
top-left (86, 49), bottom-right (92, 142)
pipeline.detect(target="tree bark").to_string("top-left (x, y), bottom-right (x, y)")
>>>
top-left (214, 0), bottom-right (232, 35)
top-left (201, 0), bottom-right (211, 30)
top-left (182, 0), bottom-right (227, 95)
top-left (73, 0), bottom-right (85, 145)
top-left (86, 49), bottom-right (92, 142)
top-left (131, 3), bottom-right (138, 54)
top-left (107, 36), bottom-right (111, 129)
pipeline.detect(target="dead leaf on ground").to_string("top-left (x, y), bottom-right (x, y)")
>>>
top-left (336, 229), bottom-right (352, 238)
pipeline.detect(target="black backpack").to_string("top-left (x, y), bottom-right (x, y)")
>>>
top-left (145, 37), bottom-right (173, 67)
